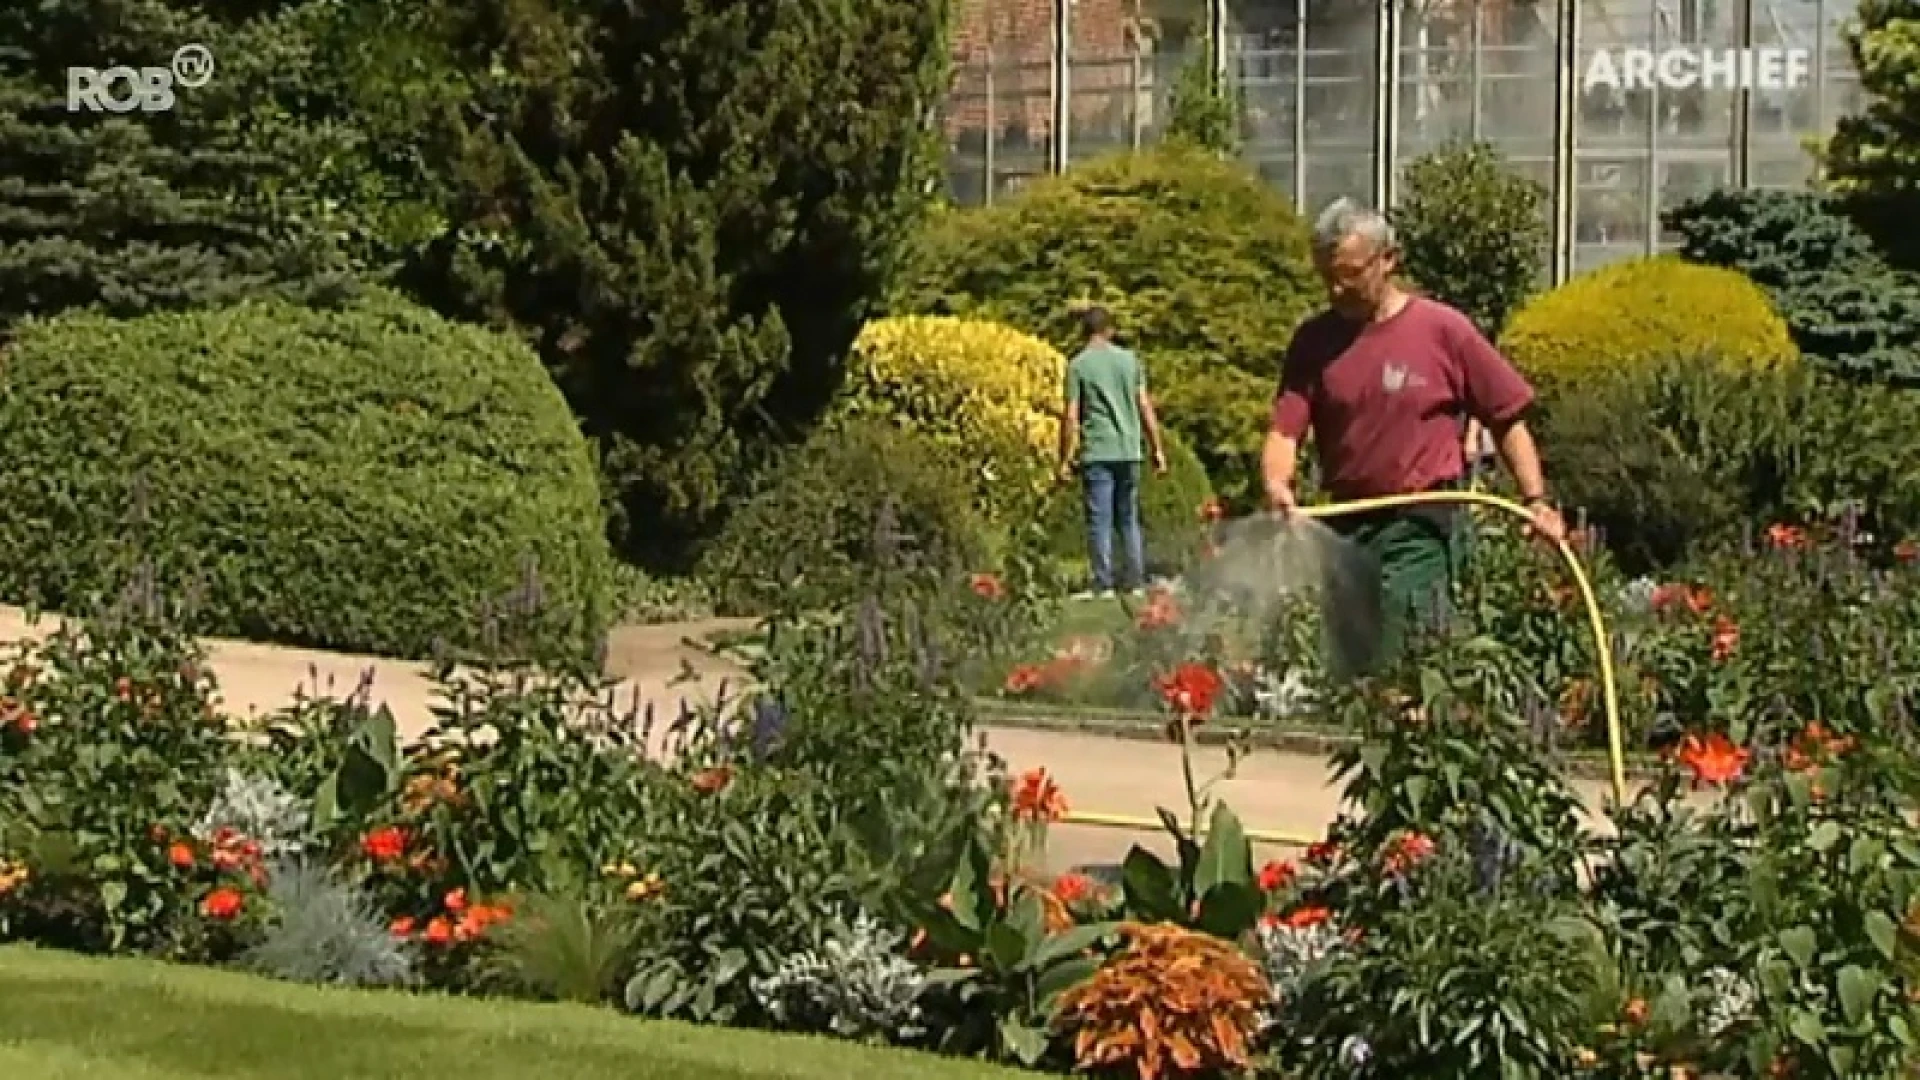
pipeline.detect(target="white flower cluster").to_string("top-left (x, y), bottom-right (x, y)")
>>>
top-left (1699, 965), bottom-right (1758, 1038)
top-left (751, 911), bottom-right (928, 1043)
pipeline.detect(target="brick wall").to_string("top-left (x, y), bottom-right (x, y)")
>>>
top-left (946, 0), bottom-right (1141, 142)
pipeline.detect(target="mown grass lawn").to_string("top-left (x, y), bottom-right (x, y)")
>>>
top-left (0, 945), bottom-right (1032, 1080)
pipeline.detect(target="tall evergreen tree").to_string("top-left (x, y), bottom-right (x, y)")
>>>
top-left (1824, 0), bottom-right (1920, 268)
top-left (0, 0), bottom-right (435, 333)
top-left (397, 0), bottom-right (954, 566)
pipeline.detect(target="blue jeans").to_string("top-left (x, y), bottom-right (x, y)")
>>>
top-left (1083, 460), bottom-right (1146, 590)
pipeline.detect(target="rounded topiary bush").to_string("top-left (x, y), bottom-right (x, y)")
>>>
top-left (891, 145), bottom-right (1319, 501)
top-left (838, 315), bottom-right (1065, 522)
top-left (698, 419), bottom-right (991, 616)
top-left (1499, 255), bottom-right (1797, 387)
top-left (1035, 429), bottom-right (1215, 579)
top-left (0, 290), bottom-right (615, 660)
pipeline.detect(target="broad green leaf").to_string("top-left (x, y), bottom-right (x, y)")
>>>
top-left (1121, 845), bottom-right (1181, 921)
top-left (1808, 821), bottom-right (1842, 852)
top-left (1828, 1046), bottom-right (1856, 1077)
top-left (1195, 881), bottom-right (1263, 939)
top-left (1194, 802), bottom-right (1251, 894)
top-left (1780, 925), bottom-right (1818, 968)
top-left (986, 921), bottom-right (1028, 972)
top-left (999, 1016), bottom-right (1049, 1065)
top-left (1838, 964), bottom-right (1881, 1026)
top-left (1005, 889), bottom-right (1046, 945)
top-left (1849, 835), bottom-right (1886, 874)
top-left (1034, 954), bottom-right (1102, 1006)
top-left (1865, 910), bottom-right (1898, 960)
top-left (1027, 922), bottom-right (1116, 971)
top-left (1789, 1008), bottom-right (1827, 1046)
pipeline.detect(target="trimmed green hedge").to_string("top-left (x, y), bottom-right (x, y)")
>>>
top-left (0, 290), bottom-right (614, 660)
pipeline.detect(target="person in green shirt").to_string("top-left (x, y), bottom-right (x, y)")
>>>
top-left (1056, 307), bottom-right (1167, 597)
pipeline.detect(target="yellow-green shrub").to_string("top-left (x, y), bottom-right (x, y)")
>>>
top-left (835, 315), bottom-right (1066, 520)
top-left (1499, 255), bottom-right (1797, 387)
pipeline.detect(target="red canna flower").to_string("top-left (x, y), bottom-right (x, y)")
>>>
top-left (969, 572), bottom-right (1004, 601)
top-left (1279, 905), bottom-right (1332, 929)
top-left (1677, 731), bottom-right (1749, 786)
top-left (1011, 767), bottom-right (1068, 823)
top-left (200, 887), bottom-right (244, 921)
top-left (443, 887), bottom-right (468, 914)
top-left (388, 916), bottom-right (416, 938)
top-left (691, 766), bottom-right (733, 794)
top-left (168, 842), bottom-right (195, 870)
top-left (424, 916), bottom-right (454, 946)
top-left (1257, 860), bottom-right (1297, 892)
top-left (1050, 872), bottom-right (1097, 906)
top-left (360, 826), bottom-right (408, 864)
top-left (1153, 662), bottom-right (1224, 719)
top-left (1306, 840), bottom-right (1339, 866)
top-left (1382, 831), bottom-right (1436, 875)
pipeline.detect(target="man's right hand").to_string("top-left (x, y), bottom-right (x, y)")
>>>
top-left (1265, 479), bottom-right (1297, 517)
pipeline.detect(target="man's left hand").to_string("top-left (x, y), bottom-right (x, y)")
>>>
top-left (1527, 500), bottom-right (1568, 545)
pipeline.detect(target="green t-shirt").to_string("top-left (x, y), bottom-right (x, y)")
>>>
top-left (1065, 342), bottom-right (1145, 464)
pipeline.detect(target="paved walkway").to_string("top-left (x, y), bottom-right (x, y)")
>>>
top-left (0, 608), bottom-right (1661, 875)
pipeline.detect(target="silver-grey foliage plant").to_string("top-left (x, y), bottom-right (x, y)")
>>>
top-left (749, 911), bottom-right (927, 1044)
top-left (197, 767), bottom-right (311, 859)
top-left (241, 860), bottom-right (416, 988)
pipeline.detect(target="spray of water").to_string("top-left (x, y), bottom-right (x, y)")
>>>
top-left (1157, 512), bottom-right (1385, 713)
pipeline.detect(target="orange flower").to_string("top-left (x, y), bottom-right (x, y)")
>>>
top-left (1153, 662), bottom-right (1224, 719)
top-left (1003, 663), bottom-right (1044, 694)
top-left (199, 887), bottom-right (243, 921)
top-left (1652, 584), bottom-right (1713, 615)
top-left (1279, 905), bottom-right (1332, 929)
top-left (1896, 539), bottom-right (1919, 564)
top-left (1677, 731), bottom-right (1749, 786)
top-left (1624, 997), bottom-right (1649, 1025)
top-left (1382, 831), bottom-right (1436, 874)
top-left (1766, 523), bottom-right (1807, 549)
top-left (1051, 872), bottom-right (1097, 906)
top-left (424, 916), bottom-right (454, 946)
top-left (167, 842), bottom-right (195, 870)
top-left (455, 902), bottom-right (511, 943)
top-left (1785, 722), bottom-right (1853, 772)
top-left (443, 887), bottom-right (468, 914)
top-left (389, 916), bottom-right (416, 938)
top-left (1135, 589), bottom-right (1181, 631)
top-left (691, 766), bottom-right (733, 794)
top-left (969, 572), bottom-right (1004, 600)
top-left (1306, 840), bottom-right (1339, 865)
top-left (1012, 767), bottom-right (1068, 823)
top-left (359, 826), bottom-right (408, 864)
top-left (114, 677), bottom-right (134, 702)
top-left (1199, 497), bottom-right (1226, 522)
top-left (1257, 860), bottom-right (1296, 892)
top-left (1710, 615), bottom-right (1740, 661)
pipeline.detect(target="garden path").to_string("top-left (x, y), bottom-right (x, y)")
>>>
top-left (0, 607), bottom-right (1663, 875)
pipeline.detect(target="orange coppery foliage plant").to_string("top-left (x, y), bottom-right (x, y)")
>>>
top-left (1055, 922), bottom-right (1271, 1080)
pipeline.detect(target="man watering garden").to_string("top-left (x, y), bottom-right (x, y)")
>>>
top-left (1262, 198), bottom-right (1567, 677)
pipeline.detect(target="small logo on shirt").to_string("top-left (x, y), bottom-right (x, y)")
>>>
top-left (1381, 363), bottom-right (1427, 393)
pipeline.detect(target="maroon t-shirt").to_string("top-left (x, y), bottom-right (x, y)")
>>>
top-left (1270, 296), bottom-right (1534, 500)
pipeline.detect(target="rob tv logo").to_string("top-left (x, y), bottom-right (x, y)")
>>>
top-left (67, 44), bottom-right (214, 113)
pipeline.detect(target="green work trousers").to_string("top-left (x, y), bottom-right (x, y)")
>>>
top-left (1323, 510), bottom-right (1468, 680)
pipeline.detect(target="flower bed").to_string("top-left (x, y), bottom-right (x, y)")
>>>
top-left (5, 511), bottom-right (1920, 1079)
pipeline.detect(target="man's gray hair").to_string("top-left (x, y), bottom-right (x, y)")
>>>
top-left (1311, 197), bottom-right (1395, 256)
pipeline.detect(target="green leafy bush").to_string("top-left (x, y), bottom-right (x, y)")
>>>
top-left (0, 577), bottom-right (238, 955)
top-left (1499, 255), bottom-right (1797, 389)
top-left (1536, 355), bottom-right (1920, 572)
top-left (1391, 140), bottom-right (1549, 336)
top-left (0, 290), bottom-right (615, 661)
top-left (891, 145), bottom-right (1319, 501)
top-left (697, 420), bottom-right (993, 616)
top-left (1033, 429), bottom-right (1215, 578)
top-left (1665, 188), bottom-right (1920, 384)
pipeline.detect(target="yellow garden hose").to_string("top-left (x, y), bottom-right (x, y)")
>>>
top-left (1055, 489), bottom-right (1629, 844)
